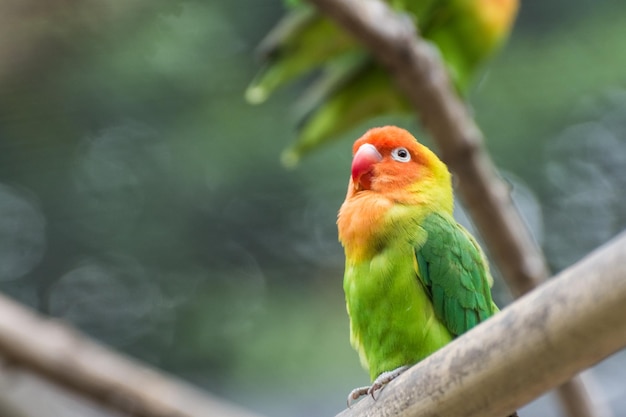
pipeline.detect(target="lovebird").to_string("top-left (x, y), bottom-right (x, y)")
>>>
top-left (246, 0), bottom-right (519, 165)
top-left (337, 126), bottom-right (517, 416)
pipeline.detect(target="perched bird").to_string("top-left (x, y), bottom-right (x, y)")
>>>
top-left (246, 0), bottom-right (519, 165)
top-left (337, 126), bottom-right (516, 416)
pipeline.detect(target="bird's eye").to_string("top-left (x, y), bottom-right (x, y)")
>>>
top-left (391, 147), bottom-right (411, 162)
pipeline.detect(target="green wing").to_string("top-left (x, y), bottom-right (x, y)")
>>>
top-left (414, 212), bottom-right (498, 336)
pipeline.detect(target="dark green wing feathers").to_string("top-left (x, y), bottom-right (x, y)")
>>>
top-left (414, 213), bottom-right (497, 336)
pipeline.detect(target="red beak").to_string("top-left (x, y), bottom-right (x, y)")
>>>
top-left (352, 143), bottom-right (382, 190)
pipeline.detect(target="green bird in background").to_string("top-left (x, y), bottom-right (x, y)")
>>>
top-left (245, 0), bottom-right (519, 165)
top-left (337, 126), bottom-right (517, 416)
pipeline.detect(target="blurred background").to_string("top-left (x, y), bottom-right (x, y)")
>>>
top-left (0, 0), bottom-right (625, 416)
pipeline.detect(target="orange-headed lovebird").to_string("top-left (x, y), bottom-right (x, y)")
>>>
top-left (337, 126), bottom-right (516, 416)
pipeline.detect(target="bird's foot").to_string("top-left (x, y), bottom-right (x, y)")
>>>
top-left (346, 365), bottom-right (410, 407)
top-left (368, 365), bottom-right (410, 399)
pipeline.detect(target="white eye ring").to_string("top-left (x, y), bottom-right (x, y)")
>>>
top-left (391, 147), bottom-right (411, 162)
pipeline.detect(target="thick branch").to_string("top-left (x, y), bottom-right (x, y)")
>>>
top-left (306, 1), bottom-right (604, 416)
top-left (0, 294), bottom-right (262, 417)
top-left (337, 231), bottom-right (626, 417)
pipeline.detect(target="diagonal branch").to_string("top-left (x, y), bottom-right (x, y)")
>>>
top-left (336, 230), bottom-right (626, 417)
top-left (305, 0), bottom-right (606, 416)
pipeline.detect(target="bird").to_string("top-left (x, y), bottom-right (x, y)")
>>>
top-left (337, 125), bottom-right (517, 416)
top-left (246, 0), bottom-right (519, 165)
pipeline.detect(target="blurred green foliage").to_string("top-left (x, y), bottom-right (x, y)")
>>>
top-left (0, 1), bottom-right (625, 416)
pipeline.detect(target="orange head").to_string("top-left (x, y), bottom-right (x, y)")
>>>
top-left (347, 126), bottom-right (453, 212)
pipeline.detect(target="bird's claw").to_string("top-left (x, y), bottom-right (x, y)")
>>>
top-left (346, 365), bottom-right (410, 407)
top-left (347, 386), bottom-right (369, 408)
top-left (368, 381), bottom-right (384, 400)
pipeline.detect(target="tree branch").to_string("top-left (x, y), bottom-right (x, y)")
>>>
top-left (0, 294), bottom-right (262, 417)
top-left (305, 0), bottom-right (606, 416)
top-left (336, 231), bottom-right (626, 417)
